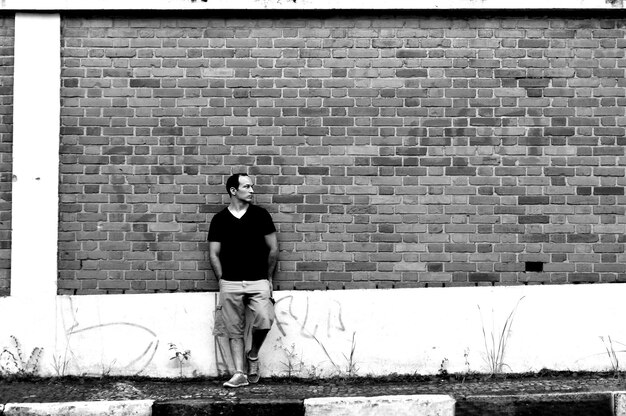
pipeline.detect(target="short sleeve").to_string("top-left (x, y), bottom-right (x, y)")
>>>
top-left (208, 213), bottom-right (223, 242)
top-left (260, 207), bottom-right (276, 236)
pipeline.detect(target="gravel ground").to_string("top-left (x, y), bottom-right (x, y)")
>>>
top-left (1, 372), bottom-right (625, 404)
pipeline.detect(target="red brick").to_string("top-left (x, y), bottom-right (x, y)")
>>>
top-left (51, 15), bottom-right (626, 294)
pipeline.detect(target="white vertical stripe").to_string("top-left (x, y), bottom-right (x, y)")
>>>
top-left (11, 13), bottom-right (60, 298)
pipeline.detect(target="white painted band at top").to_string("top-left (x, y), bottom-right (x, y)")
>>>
top-left (0, 0), bottom-right (624, 10)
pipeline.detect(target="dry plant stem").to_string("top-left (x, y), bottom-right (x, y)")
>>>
top-left (343, 332), bottom-right (358, 377)
top-left (600, 336), bottom-right (621, 377)
top-left (478, 296), bottom-right (525, 375)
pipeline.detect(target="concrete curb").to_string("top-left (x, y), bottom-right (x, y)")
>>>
top-left (2, 400), bottom-right (153, 416)
top-left (151, 398), bottom-right (304, 416)
top-left (456, 391), bottom-right (619, 416)
top-left (304, 395), bottom-right (455, 416)
top-left (613, 392), bottom-right (626, 416)
top-left (2, 391), bottom-right (626, 416)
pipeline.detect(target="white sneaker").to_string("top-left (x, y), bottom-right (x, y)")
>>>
top-left (223, 372), bottom-right (249, 388)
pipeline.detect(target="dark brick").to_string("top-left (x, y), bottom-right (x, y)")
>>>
top-left (321, 273), bottom-right (352, 282)
top-left (129, 79), bottom-right (160, 88)
top-left (594, 187), bottom-right (624, 195)
top-left (545, 127), bottom-right (575, 136)
top-left (298, 167), bottom-right (329, 175)
top-left (296, 262), bottom-right (328, 272)
top-left (445, 167), bottom-right (476, 176)
top-left (469, 273), bottom-right (499, 282)
top-left (345, 263), bottom-right (377, 272)
top-left (569, 273), bottom-right (600, 283)
top-left (567, 234), bottom-right (599, 243)
top-left (519, 196), bottom-right (549, 205)
top-left (396, 69), bottom-right (428, 77)
top-left (519, 216), bottom-right (550, 224)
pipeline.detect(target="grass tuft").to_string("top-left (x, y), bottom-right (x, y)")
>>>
top-left (477, 296), bottom-right (525, 376)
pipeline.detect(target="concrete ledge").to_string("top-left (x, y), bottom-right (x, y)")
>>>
top-left (2, 392), bottom-right (625, 416)
top-left (304, 395), bottom-right (455, 416)
top-left (613, 392), bottom-right (626, 416)
top-left (457, 392), bottom-right (613, 416)
top-left (3, 400), bottom-right (153, 416)
top-left (152, 398), bottom-right (305, 416)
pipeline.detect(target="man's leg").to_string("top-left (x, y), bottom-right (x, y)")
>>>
top-left (220, 286), bottom-right (249, 388)
top-left (246, 285), bottom-right (275, 383)
top-left (249, 328), bottom-right (269, 360)
top-left (245, 329), bottom-right (268, 384)
top-left (223, 336), bottom-right (249, 387)
top-left (229, 337), bottom-right (246, 373)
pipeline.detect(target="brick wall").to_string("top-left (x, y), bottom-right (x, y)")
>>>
top-left (59, 12), bottom-right (626, 294)
top-left (0, 16), bottom-right (13, 297)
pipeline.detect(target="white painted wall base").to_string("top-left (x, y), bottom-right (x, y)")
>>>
top-left (0, 283), bottom-right (623, 378)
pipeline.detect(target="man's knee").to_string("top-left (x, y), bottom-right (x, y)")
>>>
top-left (250, 295), bottom-right (275, 331)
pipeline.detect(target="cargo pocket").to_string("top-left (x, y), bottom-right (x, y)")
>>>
top-left (212, 305), bottom-right (228, 337)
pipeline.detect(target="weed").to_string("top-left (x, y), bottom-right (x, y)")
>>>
top-left (464, 348), bottom-right (471, 374)
top-left (54, 300), bottom-right (79, 376)
top-left (168, 343), bottom-right (191, 378)
top-left (274, 341), bottom-right (304, 378)
top-left (100, 359), bottom-right (118, 377)
top-left (52, 354), bottom-right (71, 377)
top-left (309, 332), bottom-right (341, 374)
top-left (342, 331), bottom-right (359, 378)
top-left (599, 336), bottom-right (626, 378)
top-left (438, 358), bottom-right (449, 377)
top-left (306, 363), bottom-right (323, 378)
top-left (459, 347), bottom-right (475, 382)
top-left (477, 296), bottom-right (525, 376)
top-left (0, 336), bottom-right (43, 378)
top-left (274, 332), bottom-right (359, 379)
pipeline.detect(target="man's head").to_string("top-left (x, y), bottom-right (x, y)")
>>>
top-left (226, 173), bottom-right (254, 202)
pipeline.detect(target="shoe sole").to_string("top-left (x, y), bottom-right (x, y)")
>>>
top-left (223, 381), bottom-right (249, 388)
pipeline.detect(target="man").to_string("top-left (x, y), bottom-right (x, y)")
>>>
top-left (208, 173), bottom-right (279, 388)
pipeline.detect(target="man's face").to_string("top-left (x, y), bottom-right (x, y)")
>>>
top-left (232, 176), bottom-right (254, 202)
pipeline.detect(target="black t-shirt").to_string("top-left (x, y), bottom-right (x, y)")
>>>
top-left (208, 204), bottom-right (276, 281)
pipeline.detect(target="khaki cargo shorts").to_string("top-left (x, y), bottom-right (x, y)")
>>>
top-left (213, 280), bottom-right (275, 339)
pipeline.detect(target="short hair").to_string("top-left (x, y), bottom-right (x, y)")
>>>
top-left (226, 173), bottom-right (248, 196)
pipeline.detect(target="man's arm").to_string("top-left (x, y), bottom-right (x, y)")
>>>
top-left (209, 241), bottom-right (223, 281)
top-left (265, 232), bottom-right (278, 292)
